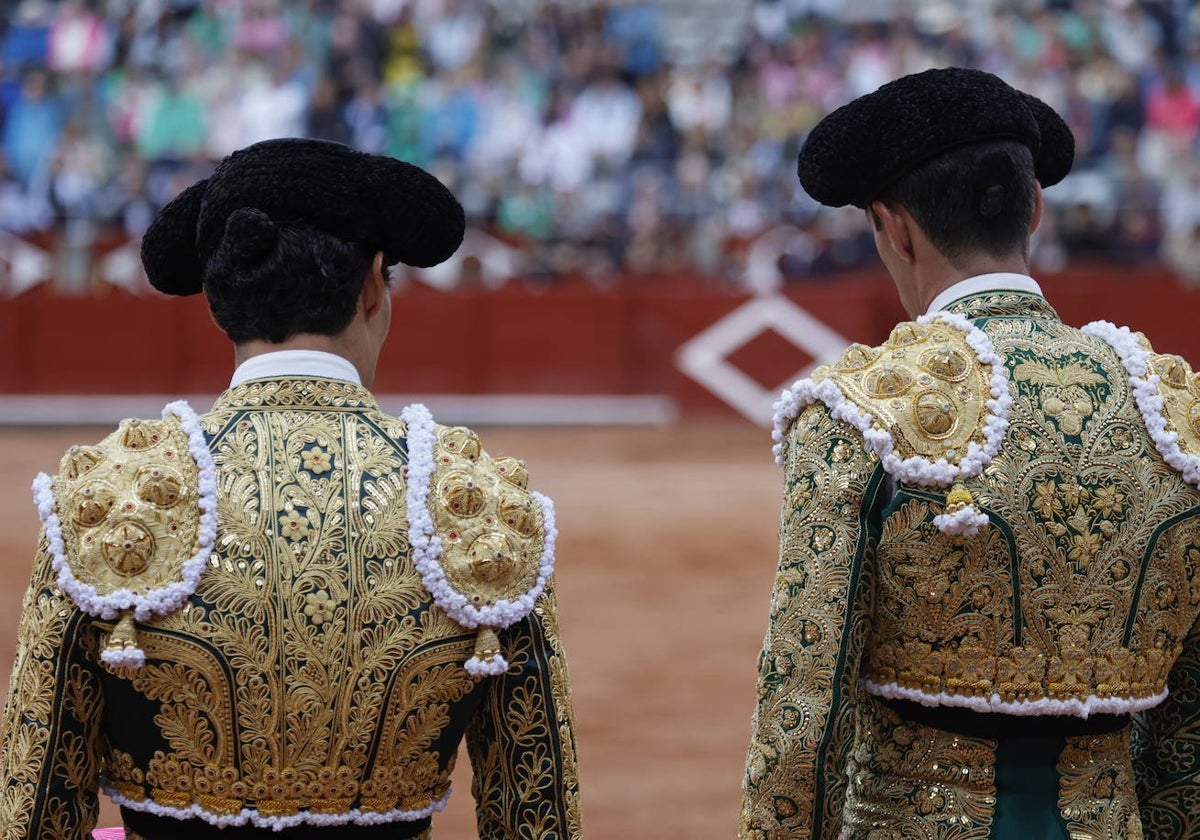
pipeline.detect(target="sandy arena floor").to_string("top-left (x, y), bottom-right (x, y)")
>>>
top-left (0, 421), bottom-right (783, 839)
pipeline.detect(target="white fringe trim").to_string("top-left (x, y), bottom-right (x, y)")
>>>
top-left (931, 506), bottom-right (990, 537)
top-left (32, 401), bottom-right (218, 624)
top-left (100, 646), bottom-right (146, 669)
top-left (102, 780), bottom-right (450, 830)
top-left (401, 403), bottom-right (556, 673)
top-left (464, 655), bottom-right (510, 677)
top-left (862, 678), bottom-right (1167, 718)
top-left (1082, 320), bottom-right (1200, 489)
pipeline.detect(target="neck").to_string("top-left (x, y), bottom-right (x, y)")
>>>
top-left (911, 253), bottom-right (1030, 317)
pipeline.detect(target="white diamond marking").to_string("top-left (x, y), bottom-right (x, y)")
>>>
top-left (675, 295), bottom-right (850, 425)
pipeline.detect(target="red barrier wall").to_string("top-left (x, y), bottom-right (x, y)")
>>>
top-left (2, 267), bottom-right (1197, 417)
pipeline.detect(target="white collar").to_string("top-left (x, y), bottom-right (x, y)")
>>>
top-left (230, 350), bottom-right (362, 387)
top-left (924, 273), bottom-right (1043, 315)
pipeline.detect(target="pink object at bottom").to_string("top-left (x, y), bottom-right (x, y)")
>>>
top-left (92, 829), bottom-right (125, 839)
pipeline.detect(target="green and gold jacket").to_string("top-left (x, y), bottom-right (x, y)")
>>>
top-left (741, 286), bottom-right (1200, 839)
top-left (0, 377), bottom-right (581, 839)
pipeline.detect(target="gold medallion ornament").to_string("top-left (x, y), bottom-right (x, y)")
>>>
top-left (773, 311), bottom-right (1011, 536)
top-left (32, 401), bottom-right (217, 669)
top-left (401, 404), bottom-right (557, 677)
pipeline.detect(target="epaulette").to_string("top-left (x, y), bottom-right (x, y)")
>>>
top-left (1082, 320), bottom-right (1200, 488)
top-left (31, 401), bottom-right (217, 669)
top-left (400, 404), bottom-right (556, 677)
top-left (772, 311), bottom-right (1012, 536)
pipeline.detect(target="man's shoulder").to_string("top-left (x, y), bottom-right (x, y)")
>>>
top-left (1082, 320), bottom-right (1200, 487)
top-left (33, 402), bottom-right (215, 656)
top-left (398, 405), bottom-right (557, 672)
top-left (773, 313), bottom-right (1006, 479)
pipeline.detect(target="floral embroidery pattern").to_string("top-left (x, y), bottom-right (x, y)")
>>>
top-left (278, 509), bottom-right (313, 542)
top-left (302, 446), bottom-right (332, 474)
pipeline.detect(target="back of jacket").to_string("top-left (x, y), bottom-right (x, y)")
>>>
top-left (0, 377), bottom-right (581, 839)
top-left (743, 288), bottom-right (1200, 839)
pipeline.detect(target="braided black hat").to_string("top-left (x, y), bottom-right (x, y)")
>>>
top-left (141, 138), bottom-right (465, 296)
top-left (798, 68), bottom-right (1075, 208)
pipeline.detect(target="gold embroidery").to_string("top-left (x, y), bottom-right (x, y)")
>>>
top-left (1058, 729), bottom-right (1143, 839)
top-left (1, 381), bottom-right (578, 836)
top-left (842, 696), bottom-right (996, 839)
top-left (741, 402), bottom-right (879, 839)
top-left (750, 289), bottom-right (1200, 840)
top-left (1132, 611), bottom-right (1200, 838)
top-left (430, 425), bottom-right (545, 608)
top-left (50, 417), bottom-right (202, 596)
top-left (860, 311), bottom-right (1200, 708)
top-left (0, 537), bottom-right (107, 838)
top-left (467, 582), bottom-right (583, 838)
top-left (92, 381), bottom-right (578, 833)
top-left (1147, 353), bottom-right (1200, 457)
top-left (817, 319), bottom-right (995, 467)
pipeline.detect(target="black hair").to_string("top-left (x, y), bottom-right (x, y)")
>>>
top-left (202, 208), bottom-right (378, 344)
top-left (872, 140), bottom-right (1037, 269)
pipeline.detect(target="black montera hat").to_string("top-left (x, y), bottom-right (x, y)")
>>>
top-left (141, 138), bottom-right (465, 296)
top-left (797, 67), bottom-right (1075, 208)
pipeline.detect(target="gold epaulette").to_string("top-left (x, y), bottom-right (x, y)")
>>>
top-left (773, 314), bottom-right (1010, 535)
top-left (1082, 320), bottom-right (1200, 488)
top-left (1146, 352), bottom-right (1200, 468)
top-left (817, 318), bottom-right (999, 469)
top-left (32, 402), bottom-right (216, 669)
top-left (400, 403), bottom-right (555, 676)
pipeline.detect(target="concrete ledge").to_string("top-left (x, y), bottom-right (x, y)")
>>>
top-left (0, 394), bottom-right (679, 427)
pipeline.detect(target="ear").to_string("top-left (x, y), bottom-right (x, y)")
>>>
top-left (869, 200), bottom-right (916, 265)
top-left (359, 251), bottom-right (388, 320)
top-left (1029, 180), bottom-right (1044, 234)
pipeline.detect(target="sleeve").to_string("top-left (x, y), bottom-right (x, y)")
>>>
top-left (0, 534), bottom-right (108, 840)
top-left (466, 579), bottom-right (582, 840)
top-left (740, 403), bottom-right (885, 840)
top-left (1132, 610), bottom-right (1200, 839)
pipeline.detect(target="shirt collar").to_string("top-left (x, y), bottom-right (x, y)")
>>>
top-left (230, 350), bottom-right (362, 387)
top-left (924, 273), bottom-right (1043, 316)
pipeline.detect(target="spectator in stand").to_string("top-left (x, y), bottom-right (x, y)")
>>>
top-left (2, 69), bottom-right (61, 186)
top-left (46, 0), bottom-right (111, 76)
top-left (0, 149), bottom-right (50, 233)
top-left (1, 1), bottom-right (52, 69)
top-left (571, 66), bottom-right (643, 169)
top-left (136, 76), bottom-right (206, 163)
top-left (48, 116), bottom-right (113, 225)
top-left (0, 0), bottom-right (1197, 286)
top-left (1140, 65), bottom-right (1200, 180)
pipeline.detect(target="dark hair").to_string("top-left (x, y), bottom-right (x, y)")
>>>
top-left (872, 140), bottom-right (1037, 269)
top-left (203, 208), bottom-right (378, 344)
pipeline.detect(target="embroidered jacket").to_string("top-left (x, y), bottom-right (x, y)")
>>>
top-left (0, 378), bottom-right (581, 839)
top-left (741, 288), bottom-right (1200, 839)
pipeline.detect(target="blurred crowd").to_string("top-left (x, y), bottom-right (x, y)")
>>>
top-left (1, 0), bottom-right (1199, 289)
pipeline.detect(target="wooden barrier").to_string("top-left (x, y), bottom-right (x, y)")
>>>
top-left (2, 268), bottom-right (1198, 419)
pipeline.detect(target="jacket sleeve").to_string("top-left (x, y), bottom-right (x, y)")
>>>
top-left (740, 403), bottom-right (884, 840)
top-left (1133, 610), bottom-right (1200, 839)
top-left (466, 580), bottom-right (582, 840)
top-left (0, 534), bottom-right (108, 839)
